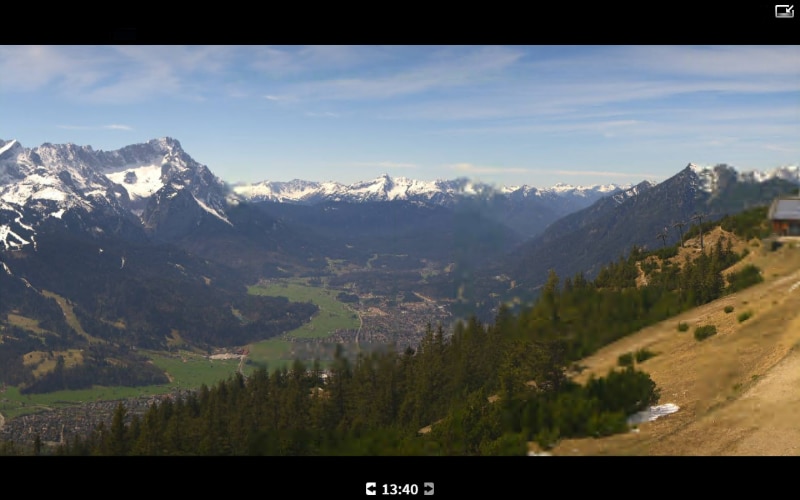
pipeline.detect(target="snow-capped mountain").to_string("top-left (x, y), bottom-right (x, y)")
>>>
top-left (232, 175), bottom-right (635, 240)
top-left (232, 174), bottom-right (628, 206)
top-left (3, 135), bottom-right (798, 255)
top-left (0, 137), bottom-right (231, 250)
top-left (612, 180), bottom-right (659, 204)
top-left (688, 162), bottom-right (800, 194)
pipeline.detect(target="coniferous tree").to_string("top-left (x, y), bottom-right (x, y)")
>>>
top-left (107, 402), bottom-right (129, 456)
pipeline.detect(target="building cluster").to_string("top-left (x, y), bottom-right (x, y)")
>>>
top-left (0, 389), bottom-right (191, 449)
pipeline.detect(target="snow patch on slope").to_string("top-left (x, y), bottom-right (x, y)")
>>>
top-left (0, 224), bottom-right (30, 249)
top-left (627, 403), bottom-right (680, 425)
top-left (612, 181), bottom-right (654, 204)
top-left (688, 163), bottom-right (717, 193)
top-left (0, 206), bottom-right (36, 251)
top-left (0, 139), bottom-right (17, 157)
top-left (193, 194), bottom-right (232, 226)
top-left (104, 164), bottom-right (164, 198)
top-left (30, 186), bottom-right (68, 202)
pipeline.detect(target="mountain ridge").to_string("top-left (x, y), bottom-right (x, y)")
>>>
top-left (452, 163), bottom-right (800, 321)
top-left (231, 174), bottom-right (629, 206)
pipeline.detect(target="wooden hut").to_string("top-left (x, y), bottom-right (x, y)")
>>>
top-left (768, 197), bottom-right (800, 236)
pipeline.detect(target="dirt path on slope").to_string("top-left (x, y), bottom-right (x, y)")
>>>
top-left (549, 242), bottom-right (800, 456)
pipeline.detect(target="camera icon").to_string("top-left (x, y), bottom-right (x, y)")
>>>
top-left (775, 4), bottom-right (794, 17)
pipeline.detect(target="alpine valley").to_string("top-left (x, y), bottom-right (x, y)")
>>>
top-left (0, 136), bottom-right (798, 399)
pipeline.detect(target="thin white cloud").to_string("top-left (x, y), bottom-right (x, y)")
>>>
top-left (763, 143), bottom-right (800, 153)
top-left (0, 46), bottom-right (235, 103)
top-left (448, 163), bottom-right (529, 174)
top-left (5, 45), bottom-right (796, 116)
top-left (387, 76), bottom-right (798, 123)
top-left (57, 125), bottom-right (91, 130)
top-left (288, 46), bottom-right (525, 102)
top-left (539, 169), bottom-right (657, 179)
top-left (305, 111), bottom-right (339, 118)
top-left (250, 45), bottom-right (391, 76)
top-left (449, 164), bottom-right (657, 180)
top-left (0, 46), bottom-right (107, 92)
top-left (226, 88), bottom-right (248, 98)
top-left (614, 46), bottom-right (800, 78)
top-left (352, 161), bottom-right (418, 169)
top-left (57, 124), bottom-right (133, 131)
top-left (432, 104), bottom-right (798, 143)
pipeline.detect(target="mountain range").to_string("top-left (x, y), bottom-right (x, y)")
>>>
top-left (0, 137), bottom-right (633, 255)
top-left (2, 136), bottom-right (799, 363)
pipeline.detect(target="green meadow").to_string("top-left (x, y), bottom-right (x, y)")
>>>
top-left (248, 280), bottom-right (360, 338)
top-left (0, 281), bottom-right (361, 420)
top-left (0, 350), bottom-right (243, 419)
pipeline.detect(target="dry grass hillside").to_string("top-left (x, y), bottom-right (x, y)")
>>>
top-left (544, 235), bottom-right (800, 455)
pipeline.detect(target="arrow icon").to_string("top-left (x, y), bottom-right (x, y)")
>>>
top-left (775, 4), bottom-right (794, 17)
top-left (366, 483), bottom-right (376, 496)
top-left (424, 483), bottom-right (435, 496)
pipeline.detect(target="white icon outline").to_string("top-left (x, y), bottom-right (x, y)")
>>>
top-left (775, 4), bottom-right (794, 17)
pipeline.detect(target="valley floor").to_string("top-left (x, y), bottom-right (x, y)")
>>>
top-left (549, 240), bottom-right (800, 455)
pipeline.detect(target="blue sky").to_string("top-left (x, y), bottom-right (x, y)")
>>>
top-left (2, 45), bottom-right (798, 188)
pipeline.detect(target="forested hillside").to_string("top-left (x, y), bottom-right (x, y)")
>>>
top-left (0, 208), bottom-right (771, 456)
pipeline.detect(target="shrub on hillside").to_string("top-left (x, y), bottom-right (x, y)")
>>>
top-left (724, 305), bottom-right (734, 314)
top-left (617, 352), bottom-right (634, 367)
top-left (634, 348), bottom-right (657, 363)
top-left (584, 366), bottom-right (661, 416)
top-left (737, 311), bottom-right (753, 323)
top-left (677, 322), bottom-right (689, 332)
top-left (694, 325), bottom-right (717, 341)
top-left (586, 411), bottom-right (628, 437)
top-left (651, 246), bottom-right (679, 260)
top-left (726, 265), bottom-right (763, 294)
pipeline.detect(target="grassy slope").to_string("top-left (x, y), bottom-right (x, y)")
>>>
top-left (547, 235), bottom-right (800, 455)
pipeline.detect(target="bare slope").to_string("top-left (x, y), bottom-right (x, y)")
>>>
top-left (549, 237), bottom-right (800, 455)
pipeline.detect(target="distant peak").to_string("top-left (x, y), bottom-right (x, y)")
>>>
top-left (150, 137), bottom-right (182, 151)
top-left (687, 163), bottom-right (710, 173)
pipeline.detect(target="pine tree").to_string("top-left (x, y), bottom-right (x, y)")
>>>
top-left (542, 269), bottom-right (560, 325)
top-left (108, 402), bottom-right (129, 456)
